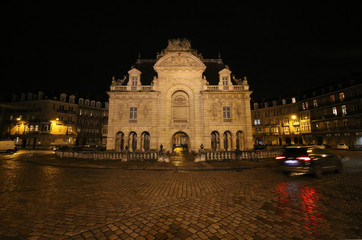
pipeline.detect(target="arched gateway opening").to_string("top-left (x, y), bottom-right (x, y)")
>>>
top-left (172, 132), bottom-right (189, 151)
top-left (170, 131), bottom-right (193, 163)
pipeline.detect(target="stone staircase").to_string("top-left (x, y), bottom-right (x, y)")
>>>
top-left (169, 149), bottom-right (195, 167)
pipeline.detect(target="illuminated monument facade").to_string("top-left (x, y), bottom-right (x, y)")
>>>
top-left (107, 39), bottom-right (253, 152)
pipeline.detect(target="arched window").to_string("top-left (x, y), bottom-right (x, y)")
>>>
top-left (211, 131), bottom-right (220, 151)
top-left (236, 131), bottom-right (243, 150)
top-left (171, 91), bottom-right (189, 127)
top-left (115, 132), bottom-right (124, 151)
top-left (129, 132), bottom-right (137, 152)
top-left (223, 131), bottom-right (232, 151)
top-left (141, 132), bottom-right (150, 152)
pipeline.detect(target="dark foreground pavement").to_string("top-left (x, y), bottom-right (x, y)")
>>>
top-left (0, 151), bottom-right (361, 239)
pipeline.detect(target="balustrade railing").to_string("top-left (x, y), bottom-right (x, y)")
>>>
top-left (111, 85), bottom-right (247, 92)
top-left (127, 152), bottom-right (158, 161)
top-left (110, 85), bottom-right (154, 91)
top-left (205, 85), bottom-right (246, 91)
top-left (56, 149), bottom-right (282, 162)
top-left (205, 150), bottom-right (282, 161)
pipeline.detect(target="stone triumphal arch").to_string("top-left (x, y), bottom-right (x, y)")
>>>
top-left (107, 39), bottom-right (253, 152)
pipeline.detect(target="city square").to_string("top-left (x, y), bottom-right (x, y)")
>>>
top-left (1, 3), bottom-right (362, 240)
top-left (0, 150), bottom-right (361, 239)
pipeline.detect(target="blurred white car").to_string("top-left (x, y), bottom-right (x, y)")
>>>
top-left (337, 143), bottom-right (349, 149)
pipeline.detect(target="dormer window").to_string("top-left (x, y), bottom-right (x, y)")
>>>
top-left (69, 95), bottom-right (75, 104)
top-left (60, 93), bottom-right (67, 102)
top-left (127, 68), bottom-right (142, 90)
top-left (218, 68), bottom-right (232, 90)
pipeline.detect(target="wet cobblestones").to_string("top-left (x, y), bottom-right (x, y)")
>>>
top-left (0, 152), bottom-right (361, 239)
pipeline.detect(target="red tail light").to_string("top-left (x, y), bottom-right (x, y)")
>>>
top-left (275, 156), bottom-right (286, 160)
top-left (296, 156), bottom-right (311, 161)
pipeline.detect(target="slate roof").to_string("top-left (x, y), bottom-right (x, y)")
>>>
top-left (122, 58), bottom-right (238, 86)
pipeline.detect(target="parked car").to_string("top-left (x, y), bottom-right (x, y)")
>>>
top-left (337, 143), bottom-right (349, 150)
top-left (275, 146), bottom-right (343, 178)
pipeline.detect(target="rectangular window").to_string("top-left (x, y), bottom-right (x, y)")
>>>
top-left (341, 105), bottom-right (347, 115)
top-left (284, 127), bottom-right (290, 134)
top-left (343, 119), bottom-right (348, 127)
top-left (222, 76), bottom-right (228, 85)
top-left (330, 95), bottom-right (335, 103)
top-left (332, 107), bottom-right (338, 116)
top-left (313, 99), bottom-right (318, 107)
top-left (130, 107), bottom-right (137, 122)
top-left (223, 106), bottom-right (231, 121)
top-left (131, 77), bottom-right (138, 86)
top-left (339, 92), bottom-right (345, 101)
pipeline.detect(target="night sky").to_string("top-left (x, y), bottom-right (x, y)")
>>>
top-left (1, 2), bottom-right (362, 102)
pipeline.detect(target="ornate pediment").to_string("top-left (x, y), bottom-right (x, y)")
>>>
top-left (154, 52), bottom-right (206, 72)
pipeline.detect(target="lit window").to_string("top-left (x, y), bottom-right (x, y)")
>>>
top-left (130, 107), bottom-right (137, 120)
top-left (292, 98), bottom-right (296, 103)
top-left (254, 119), bottom-right (261, 125)
top-left (332, 107), bottom-right (338, 116)
top-left (313, 99), bottom-right (318, 107)
top-left (339, 92), bottom-right (345, 101)
top-left (223, 106), bottom-right (231, 121)
top-left (341, 105), bottom-right (347, 115)
top-left (284, 127), bottom-right (290, 134)
top-left (330, 95), bottom-right (335, 103)
top-left (35, 125), bottom-right (39, 132)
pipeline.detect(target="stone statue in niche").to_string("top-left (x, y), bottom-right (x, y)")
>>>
top-left (212, 105), bottom-right (218, 120)
top-left (236, 105), bottom-right (242, 119)
top-left (117, 106), bottom-right (123, 120)
top-left (143, 105), bottom-right (149, 118)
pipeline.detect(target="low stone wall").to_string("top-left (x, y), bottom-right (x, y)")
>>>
top-left (55, 149), bottom-right (283, 162)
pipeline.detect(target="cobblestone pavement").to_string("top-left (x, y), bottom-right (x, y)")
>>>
top-left (0, 152), bottom-right (361, 239)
